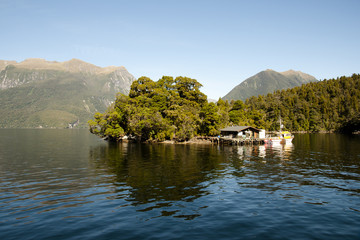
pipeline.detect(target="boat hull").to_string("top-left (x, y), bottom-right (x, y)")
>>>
top-left (265, 131), bottom-right (294, 145)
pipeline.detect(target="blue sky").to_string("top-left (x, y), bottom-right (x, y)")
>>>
top-left (1, 0), bottom-right (359, 99)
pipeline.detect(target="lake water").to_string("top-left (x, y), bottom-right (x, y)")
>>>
top-left (0, 129), bottom-right (359, 240)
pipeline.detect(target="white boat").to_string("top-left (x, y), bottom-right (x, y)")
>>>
top-left (264, 131), bottom-right (294, 144)
top-left (264, 117), bottom-right (294, 144)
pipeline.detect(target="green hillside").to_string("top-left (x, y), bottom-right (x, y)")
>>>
top-left (223, 69), bottom-right (317, 101)
top-left (243, 74), bottom-right (360, 132)
top-left (0, 59), bottom-right (135, 128)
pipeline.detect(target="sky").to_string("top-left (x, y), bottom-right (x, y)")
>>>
top-left (0, 0), bottom-right (359, 100)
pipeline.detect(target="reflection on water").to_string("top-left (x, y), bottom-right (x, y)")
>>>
top-left (1, 130), bottom-right (360, 240)
top-left (235, 143), bottom-right (294, 160)
top-left (86, 137), bottom-right (360, 218)
top-left (88, 143), bottom-right (229, 219)
top-left (86, 142), bottom-right (300, 220)
top-left (0, 129), bottom-right (105, 225)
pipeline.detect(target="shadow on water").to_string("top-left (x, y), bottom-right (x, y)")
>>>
top-left (88, 143), bottom-right (229, 219)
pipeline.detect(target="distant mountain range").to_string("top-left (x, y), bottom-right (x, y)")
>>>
top-left (222, 69), bottom-right (318, 101)
top-left (0, 58), bottom-right (135, 128)
top-left (0, 59), bottom-right (319, 128)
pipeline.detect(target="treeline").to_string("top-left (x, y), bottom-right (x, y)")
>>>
top-left (244, 74), bottom-right (360, 132)
top-left (89, 74), bottom-right (360, 141)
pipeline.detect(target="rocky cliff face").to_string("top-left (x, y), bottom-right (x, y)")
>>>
top-left (0, 60), bottom-right (17, 71)
top-left (0, 58), bottom-right (136, 128)
top-left (104, 66), bottom-right (135, 94)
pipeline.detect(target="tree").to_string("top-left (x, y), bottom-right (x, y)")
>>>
top-left (89, 75), bottom-right (213, 142)
top-left (199, 102), bottom-right (221, 136)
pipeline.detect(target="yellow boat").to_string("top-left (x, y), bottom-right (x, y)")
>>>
top-left (265, 131), bottom-right (294, 144)
top-left (281, 131), bottom-right (294, 143)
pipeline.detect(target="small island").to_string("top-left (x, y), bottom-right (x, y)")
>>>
top-left (89, 74), bottom-right (360, 142)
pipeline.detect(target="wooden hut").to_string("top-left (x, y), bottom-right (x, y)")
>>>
top-left (220, 126), bottom-right (261, 139)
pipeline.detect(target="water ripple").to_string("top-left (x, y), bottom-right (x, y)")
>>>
top-left (1, 131), bottom-right (360, 240)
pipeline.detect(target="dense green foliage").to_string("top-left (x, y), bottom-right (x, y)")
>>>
top-left (89, 76), bottom-right (229, 141)
top-left (243, 74), bottom-right (360, 132)
top-left (90, 74), bottom-right (360, 141)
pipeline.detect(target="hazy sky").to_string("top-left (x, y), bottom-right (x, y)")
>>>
top-left (1, 0), bottom-right (359, 99)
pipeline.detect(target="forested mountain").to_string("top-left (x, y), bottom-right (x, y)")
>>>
top-left (243, 74), bottom-right (360, 132)
top-left (0, 58), bottom-right (135, 128)
top-left (223, 69), bottom-right (318, 101)
top-left (89, 74), bottom-right (360, 142)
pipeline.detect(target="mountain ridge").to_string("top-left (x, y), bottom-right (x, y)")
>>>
top-left (223, 69), bottom-right (318, 101)
top-left (0, 58), bottom-right (136, 128)
top-left (0, 58), bottom-right (129, 76)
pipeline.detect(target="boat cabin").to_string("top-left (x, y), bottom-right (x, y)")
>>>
top-left (220, 126), bottom-right (262, 139)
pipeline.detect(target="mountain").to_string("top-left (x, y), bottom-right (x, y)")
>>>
top-left (222, 69), bottom-right (318, 101)
top-left (0, 58), bottom-right (135, 128)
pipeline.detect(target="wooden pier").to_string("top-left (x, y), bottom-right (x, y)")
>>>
top-left (219, 137), bottom-right (265, 145)
top-left (193, 136), bottom-right (265, 145)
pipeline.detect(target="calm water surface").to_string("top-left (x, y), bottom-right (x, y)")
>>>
top-left (0, 129), bottom-right (359, 239)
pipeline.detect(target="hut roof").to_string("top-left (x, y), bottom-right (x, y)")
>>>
top-left (220, 126), bottom-right (260, 132)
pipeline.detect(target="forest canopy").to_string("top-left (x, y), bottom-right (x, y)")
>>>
top-left (244, 74), bottom-right (360, 133)
top-left (88, 76), bottom-right (228, 142)
top-left (89, 74), bottom-right (360, 141)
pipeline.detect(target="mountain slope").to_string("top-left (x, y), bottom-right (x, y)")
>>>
top-left (0, 59), bottom-right (135, 128)
top-left (223, 69), bottom-right (318, 101)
